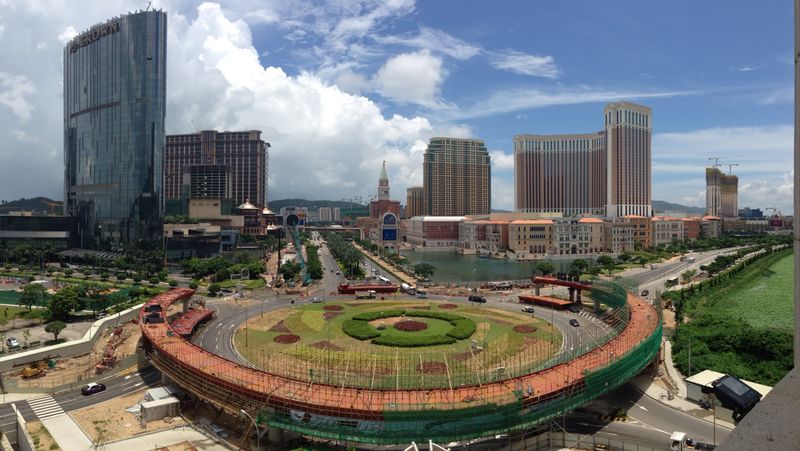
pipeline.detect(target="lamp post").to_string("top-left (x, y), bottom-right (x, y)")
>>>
top-left (240, 408), bottom-right (261, 450)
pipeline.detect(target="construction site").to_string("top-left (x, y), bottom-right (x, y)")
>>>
top-left (140, 279), bottom-right (662, 447)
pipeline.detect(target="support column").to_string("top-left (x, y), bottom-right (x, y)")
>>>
top-left (568, 287), bottom-right (575, 303)
top-left (576, 289), bottom-right (582, 304)
top-left (534, 284), bottom-right (541, 296)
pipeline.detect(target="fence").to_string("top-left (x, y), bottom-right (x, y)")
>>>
top-left (2, 353), bottom-right (141, 394)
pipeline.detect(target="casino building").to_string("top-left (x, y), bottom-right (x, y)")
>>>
top-left (63, 10), bottom-right (167, 250)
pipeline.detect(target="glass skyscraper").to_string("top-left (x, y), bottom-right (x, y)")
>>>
top-left (64, 10), bottom-right (167, 250)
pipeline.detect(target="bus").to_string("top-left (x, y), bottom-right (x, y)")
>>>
top-left (665, 276), bottom-right (679, 287)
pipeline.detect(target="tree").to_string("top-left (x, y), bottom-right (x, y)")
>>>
top-left (45, 321), bottom-right (66, 342)
top-left (413, 263), bottom-right (436, 279)
top-left (188, 281), bottom-right (199, 290)
top-left (571, 259), bottom-right (589, 273)
top-left (535, 261), bottom-right (555, 276)
top-left (168, 279), bottom-right (179, 288)
top-left (22, 329), bottom-right (31, 347)
top-left (279, 261), bottom-right (301, 280)
top-left (48, 286), bottom-right (84, 320)
top-left (617, 253), bottom-right (632, 263)
top-left (20, 283), bottom-right (46, 311)
top-left (208, 283), bottom-right (221, 296)
top-left (149, 277), bottom-right (160, 286)
top-left (597, 255), bottom-right (616, 275)
top-left (681, 269), bottom-right (697, 284)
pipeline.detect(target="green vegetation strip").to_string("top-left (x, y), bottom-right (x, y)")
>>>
top-left (343, 309), bottom-right (477, 347)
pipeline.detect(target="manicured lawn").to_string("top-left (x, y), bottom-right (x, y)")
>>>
top-left (720, 252), bottom-right (794, 331)
top-left (0, 305), bottom-right (35, 325)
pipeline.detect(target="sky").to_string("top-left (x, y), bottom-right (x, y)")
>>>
top-left (0, 1), bottom-right (793, 213)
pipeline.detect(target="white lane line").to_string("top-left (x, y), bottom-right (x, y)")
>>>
top-left (634, 402), bottom-right (648, 411)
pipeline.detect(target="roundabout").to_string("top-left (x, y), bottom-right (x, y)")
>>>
top-left (140, 280), bottom-right (662, 445)
top-left (232, 300), bottom-right (559, 389)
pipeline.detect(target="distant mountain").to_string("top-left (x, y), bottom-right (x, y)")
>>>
top-left (652, 200), bottom-right (706, 215)
top-left (268, 199), bottom-right (367, 211)
top-left (0, 196), bottom-right (62, 215)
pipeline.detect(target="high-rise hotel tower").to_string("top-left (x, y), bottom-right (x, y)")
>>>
top-left (64, 10), bottom-right (167, 250)
top-left (515, 101), bottom-right (652, 218)
top-left (423, 138), bottom-right (491, 216)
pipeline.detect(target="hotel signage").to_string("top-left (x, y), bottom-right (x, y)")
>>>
top-left (70, 21), bottom-right (120, 53)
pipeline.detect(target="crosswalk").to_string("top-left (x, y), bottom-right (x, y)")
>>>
top-left (576, 310), bottom-right (595, 320)
top-left (27, 395), bottom-right (65, 420)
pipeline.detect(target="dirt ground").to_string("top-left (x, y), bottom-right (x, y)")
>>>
top-left (13, 320), bottom-right (142, 388)
top-left (151, 441), bottom-right (196, 451)
top-left (71, 388), bottom-right (187, 444)
top-left (26, 420), bottom-right (61, 451)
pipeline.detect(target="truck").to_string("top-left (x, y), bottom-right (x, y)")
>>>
top-left (670, 431), bottom-right (687, 451)
top-left (356, 290), bottom-right (377, 300)
top-left (400, 283), bottom-right (416, 295)
top-left (665, 276), bottom-right (679, 287)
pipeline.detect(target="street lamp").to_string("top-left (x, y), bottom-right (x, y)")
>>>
top-left (240, 408), bottom-right (261, 450)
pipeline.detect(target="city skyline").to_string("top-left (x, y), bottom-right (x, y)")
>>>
top-left (0, 1), bottom-right (792, 213)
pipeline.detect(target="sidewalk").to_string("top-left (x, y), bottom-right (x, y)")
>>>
top-left (352, 243), bottom-right (416, 285)
top-left (42, 414), bottom-right (93, 451)
top-left (102, 426), bottom-right (229, 451)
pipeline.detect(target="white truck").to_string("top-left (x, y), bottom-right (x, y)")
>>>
top-left (670, 431), bottom-right (687, 451)
top-left (356, 290), bottom-right (377, 300)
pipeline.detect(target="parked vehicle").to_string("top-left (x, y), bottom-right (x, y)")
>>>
top-left (81, 382), bottom-right (106, 396)
top-left (468, 295), bottom-right (487, 304)
top-left (416, 290), bottom-right (428, 299)
top-left (209, 423), bottom-right (230, 439)
top-left (669, 431), bottom-right (687, 451)
top-left (522, 306), bottom-right (535, 313)
top-left (568, 304), bottom-right (581, 313)
top-left (311, 297), bottom-right (322, 303)
top-left (6, 337), bottom-right (20, 349)
top-left (356, 290), bottom-right (377, 300)
top-left (640, 289), bottom-right (650, 297)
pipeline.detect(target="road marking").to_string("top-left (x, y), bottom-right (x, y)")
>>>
top-left (133, 382), bottom-right (143, 387)
top-left (125, 375), bottom-right (132, 380)
top-left (634, 402), bottom-right (648, 411)
top-left (597, 432), bottom-right (618, 436)
top-left (228, 324), bottom-right (235, 329)
top-left (27, 396), bottom-right (65, 420)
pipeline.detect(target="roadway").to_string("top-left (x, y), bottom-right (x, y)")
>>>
top-left (0, 366), bottom-right (161, 440)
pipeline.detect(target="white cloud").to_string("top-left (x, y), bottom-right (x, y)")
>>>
top-left (654, 125), bottom-right (792, 158)
top-left (11, 128), bottom-right (37, 143)
top-left (57, 25), bottom-right (77, 44)
top-left (376, 26), bottom-right (480, 60)
top-left (739, 171), bottom-right (793, 214)
top-left (489, 50), bottom-right (559, 78)
top-left (490, 150), bottom-right (514, 171)
top-left (447, 87), bottom-right (695, 120)
top-left (491, 176), bottom-right (514, 211)
top-left (374, 49), bottom-right (445, 107)
top-left (0, 71), bottom-right (35, 120)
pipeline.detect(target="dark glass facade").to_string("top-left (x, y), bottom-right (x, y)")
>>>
top-left (64, 11), bottom-right (167, 250)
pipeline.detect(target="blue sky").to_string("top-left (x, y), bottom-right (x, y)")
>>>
top-left (0, 1), bottom-right (793, 212)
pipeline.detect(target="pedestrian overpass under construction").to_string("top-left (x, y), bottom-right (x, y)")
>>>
top-left (140, 282), bottom-right (662, 445)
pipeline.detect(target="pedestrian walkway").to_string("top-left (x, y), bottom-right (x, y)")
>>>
top-left (102, 426), bottom-right (229, 451)
top-left (41, 413), bottom-right (93, 451)
top-left (28, 395), bottom-right (64, 420)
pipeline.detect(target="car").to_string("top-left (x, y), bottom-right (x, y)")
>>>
top-left (521, 306), bottom-right (535, 313)
top-left (336, 271), bottom-right (341, 275)
top-left (468, 295), bottom-right (487, 304)
top-left (81, 382), bottom-right (106, 395)
top-left (569, 319), bottom-right (580, 327)
top-left (208, 423), bottom-right (230, 439)
top-left (311, 297), bottom-right (322, 303)
top-left (568, 305), bottom-right (581, 313)
top-left (6, 337), bottom-right (19, 349)
top-left (640, 289), bottom-right (650, 297)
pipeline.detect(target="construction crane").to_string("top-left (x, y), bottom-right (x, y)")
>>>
top-left (725, 163), bottom-right (739, 175)
top-left (708, 157), bottom-right (724, 169)
top-left (765, 206), bottom-right (780, 217)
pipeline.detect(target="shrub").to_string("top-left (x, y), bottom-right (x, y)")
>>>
top-left (188, 281), bottom-right (198, 290)
top-left (405, 311), bottom-right (462, 322)
top-left (273, 334), bottom-right (300, 344)
top-left (372, 334), bottom-right (456, 347)
top-left (168, 279), bottom-right (179, 288)
top-left (446, 318), bottom-right (477, 340)
top-left (342, 320), bottom-right (381, 340)
top-left (393, 320), bottom-right (428, 332)
top-left (351, 309), bottom-right (406, 321)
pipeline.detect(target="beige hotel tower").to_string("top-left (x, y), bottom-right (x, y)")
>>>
top-left (515, 101), bottom-right (652, 218)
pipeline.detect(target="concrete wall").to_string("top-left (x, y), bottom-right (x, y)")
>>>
top-left (13, 403), bottom-right (36, 451)
top-left (0, 303), bottom-right (143, 373)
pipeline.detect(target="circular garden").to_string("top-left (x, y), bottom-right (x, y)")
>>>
top-left (235, 299), bottom-right (560, 389)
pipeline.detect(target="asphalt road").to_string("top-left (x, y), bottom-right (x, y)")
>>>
top-left (0, 365), bottom-right (161, 440)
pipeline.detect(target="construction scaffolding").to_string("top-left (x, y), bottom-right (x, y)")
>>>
top-left (140, 281), bottom-right (661, 445)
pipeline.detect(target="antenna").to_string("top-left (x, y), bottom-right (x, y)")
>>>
top-left (707, 157), bottom-right (724, 169)
top-left (725, 163), bottom-right (739, 175)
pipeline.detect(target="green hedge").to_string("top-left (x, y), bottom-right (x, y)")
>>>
top-left (371, 334), bottom-right (457, 347)
top-left (446, 319), bottom-right (477, 339)
top-left (342, 319), bottom-right (381, 340)
top-left (351, 309), bottom-right (406, 321)
top-left (404, 311), bottom-right (462, 321)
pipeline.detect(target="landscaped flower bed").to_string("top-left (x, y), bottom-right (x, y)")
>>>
top-left (416, 361), bottom-right (448, 374)
top-left (323, 305), bottom-right (344, 311)
top-left (393, 320), bottom-right (428, 332)
top-left (273, 334), bottom-right (300, 344)
top-left (513, 325), bottom-right (537, 333)
top-left (439, 303), bottom-right (458, 309)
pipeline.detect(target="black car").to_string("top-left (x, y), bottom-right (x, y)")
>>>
top-left (468, 295), bottom-right (487, 303)
top-left (640, 289), bottom-right (650, 297)
top-left (81, 382), bottom-right (106, 395)
top-left (568, 305), bottom-right (580, 313)
top-left (569, 319), bottom-right (580, 327)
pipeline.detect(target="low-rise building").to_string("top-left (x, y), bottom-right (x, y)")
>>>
top-left (508, 219), bottom-right (554, 259)
top-left (681, 217), bottom-right (701, 241)
top-left (701, 215), bottom-right (722, 238)
top-left (652, 216), bottom-right (684, 247)
top-left (623, 215), bottom-right (652, 248)
top-left (407, 216), bottom-right (466, 248)
top-left (605, 221), bottom-right (635, 254)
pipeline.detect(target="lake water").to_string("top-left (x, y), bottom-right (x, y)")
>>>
top-left (400, 250), bottom-right (586, 282)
